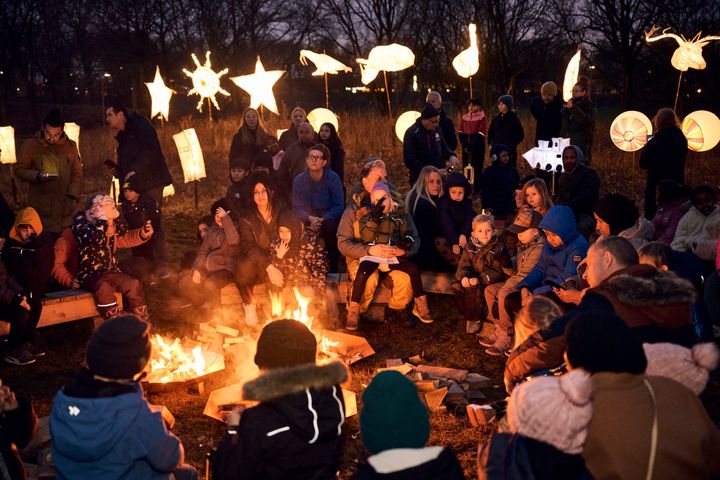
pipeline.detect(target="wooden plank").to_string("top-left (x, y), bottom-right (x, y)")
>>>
top-left (415, 365), bottom-right (468, 382)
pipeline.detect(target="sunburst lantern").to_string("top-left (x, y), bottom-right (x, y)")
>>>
top-left (682, 110), bottom-right (720, 152)
top-left (0, 126), bottom-right (16, 164)
top-left (563, 49), bottom-right (582, 102)
top-left (610, 111), bottom-right (653, 152)
top-left (183, 52), bottom-right (230, 113)
top-left (395, 111), bottom-right (421, 141)
top-left (173, 128), bottom-right (207, 182)
top-left (307, 108), bottom-right (339, 132)
top-left (230, 56), bottom-right (285, 115)
top-left (145, 66), bottom-right (174, 121)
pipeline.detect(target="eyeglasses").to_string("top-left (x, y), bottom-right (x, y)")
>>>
top-left (308, 154), bottom-right (324, 161)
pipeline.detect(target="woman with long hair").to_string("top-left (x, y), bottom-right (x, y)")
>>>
top-left (228, 107), bottom-right (276, 167)
top-left (318, 122), bottom-right (345, 185)
top-left (278, 107), bottom-right (308, 150)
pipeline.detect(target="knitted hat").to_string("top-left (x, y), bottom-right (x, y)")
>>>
top-left (420, 103), bottom-right (440, 119)
top-left (507, 209), bottom-right (543, 233)
top-left (490, 144), bottom-right (510, 161)
top-left (644, 342), bottom-right (719, 395)
top-left (371, 182), bottom-right (390, 195)
top-left (210, 197), bottom-right (233, 216)
top-left (507, 369), bottom-right (593, 454)
top-left (498, 95), bottom-right (514, 109)
top-left (445, 172), bottom-right (471, 193)
top-left (594, 194), bottom-right (639, 235)
top-left (254, 319), bottom-right (317, 369)
top-left (360, 371), bottom-right (430, 454)
top-left (566, 311), bottom-right (647, 374)
top-left (230, 155), bottom-right (253, 171)
top-left (541, 81), bottom-right (558, 97)
top-left (86, 315), bottom-right (151, 380)
top-left (121, 179), bottom-right (137, 192)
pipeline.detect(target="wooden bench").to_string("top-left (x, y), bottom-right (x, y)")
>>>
top-left (0, 290), bottom-right (123, 336)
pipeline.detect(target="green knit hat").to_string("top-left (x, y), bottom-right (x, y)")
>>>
top-left (360, 371), bottom-right (430, 454)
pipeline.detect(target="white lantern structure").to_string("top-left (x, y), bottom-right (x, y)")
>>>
top-left (356, 44), bottom-right (415, 85)
top-left (682, 110), bottom-right (720, 152)
top-left (394, 111), bottom-right (421, 141)
top-left (230, 56), bottom-right (285, 115)
top-left (645, 26), bottom-right (720, 72)
top-left (145, 66), bottom-right (174, 121)
top-left (0, 126), bottom-right (17, 164)
top-left (563, 49), bottom-right (582, 102)
top-left (173, 128), bottom-right (206, 183)
top-left (307, 108), bottom-right (339, 133)
top-left (64, 122), bottom-right (81, 152)
top-left (163, 184), bottom-right (175, 198)
top-left (183, 51), bottom-right (230, 114)
top-left (522, 138), bottom-right (570, 172)
top-left (299, 50), bottom-right (352, 76)
top-left (610, 111), bottom-right (653, 152)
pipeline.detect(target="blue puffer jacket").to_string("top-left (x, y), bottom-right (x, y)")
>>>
top-left (517, 206), bottom-right (588, 293)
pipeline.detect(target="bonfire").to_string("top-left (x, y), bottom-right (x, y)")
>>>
top-left (147, 333), bottom-right (225, 385)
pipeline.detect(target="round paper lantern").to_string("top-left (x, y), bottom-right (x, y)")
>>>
top-left (307, 108), bottom-right (339, 133)
top-left (395, 111), bottom-right (421, 141)
top-left (682, 110), bottom-right (720, 152)
top-left (610, 111), bottom-right (653, 152)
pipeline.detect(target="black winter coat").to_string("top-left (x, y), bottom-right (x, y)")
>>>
top-left (0, 397), bottom-right (38, 480)
top-left (480, 163), bottom-right (520, 218)
top-left (238, 206), bottom-right (284, 270)
top-left (640, 126), bottom-right (688, 207)
top-left (115, 112), bottom-right (172, 192)
top-left (488, 111), bottom-right (524, 157)
top-left (556, 165), bottom-right (600, 218)
top-left (408, 195), bottom-right (454, 272)
top-left (403, 120), bottom-right (454, 184)
top-left (352, 447), bottom-right (465, 480)
top-left (439, 109), bottom-right (458, 152)
top-left (3, 234), bottom-right (54, 296)
top-left (0, 254), bottom-right (24, 305)
top-left (121, 194), bottom-right (161, 260)
top-left (438, 196), bottom-right (474, 246)
top-left (530, 96), bottom-right (562, 143)
top-left (213, 362), bottom-right (348, 480)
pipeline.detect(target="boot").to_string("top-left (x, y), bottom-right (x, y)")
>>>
top-left (485, 329), bottom-right (513, 357)
top-left (411, 295), bottom-right (433, 324)
top-left (130, 305), bottom-right (150, 322)
top-left (478, 324), bottom-right (498, 347)
top-left (99, 304), bottom-right (121, 319)
top-left (243, 303), bottom-right (258, 327)
top-left (466, 320), bottom-right (481, 335)
top-left (345, 302), bottom-right (360, 331)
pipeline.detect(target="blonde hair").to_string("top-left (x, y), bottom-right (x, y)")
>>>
top-left (472, 213), bottom-right (494, 229)
top-left (521, 296), bottom-right (563, 330)
top-left (405, 166), bottom-right (443, 215)
top-left (521, 178), bottom-right (554, 214)
top-left (239, 107), bottom-right (268, 146)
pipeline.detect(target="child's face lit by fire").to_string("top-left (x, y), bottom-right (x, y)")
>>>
top-left (471, 221), bottom-right (493, 245)
top-left (371, 190), bottom-right (390, 213)
top-left (448, 186), bottom-right (465, 202)
top-left (279, 226), bottom-right (292, 243)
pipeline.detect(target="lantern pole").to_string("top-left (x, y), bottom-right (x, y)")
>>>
top-left (383, 71), bottom-right (392, 118)
top-left (469, 76), bottom-right (473, 97)
top-left (194, 180), bottom-right (199, 211)
top-left (207, 98), bottom-right (212, 122)
top-left (324, 72), bottom-right (330, 109)
top-left (673, 71), bottom-right (683, 113)
top-left (9, 165), bottom-right (17, 203)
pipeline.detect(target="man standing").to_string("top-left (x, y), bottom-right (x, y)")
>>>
top-left (16, 109), bottom-right (83, 235)
top-left (530, 81), bottom-right (562, 144)
top-left (426, 91), bottom-right (458, 152)
top-left (403, 104), bottom-right (459, 184)
top-left (105, 100), bottom-right (172, 278)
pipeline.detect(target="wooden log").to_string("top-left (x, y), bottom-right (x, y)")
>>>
top-left (415, 365), bottom-right (468, 383)
top-left (467, 373), bottom-right (493, 389)
top-left (415, 380), bottom-right (440, 392)
top-left (342, 389), bottom-right (358, 417)
top-left (386, 358), bottom-right (403, 367)
top-left (215, 325), bottom-right (240, 337)
top-left (423, 387), bottom-right (448, 413)
top-left (445, 383), bottom-right (467, 405)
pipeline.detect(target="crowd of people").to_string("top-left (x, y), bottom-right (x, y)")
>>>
top-left (0, 78), bottom-right (718, 479)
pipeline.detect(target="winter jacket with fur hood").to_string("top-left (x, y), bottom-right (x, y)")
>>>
top-left (670, 205), bottom-right (720, 261)
top-left (213, 361), bottom-right (348, 480)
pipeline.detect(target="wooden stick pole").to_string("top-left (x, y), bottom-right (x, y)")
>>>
top-left (325, 72), bottom-right (329, 109)
top-left (194, 180), bottom-right (199, 211)
top-left (383, 71), bottom-right (392, 118)
top-left (469, 76), bottom-right (473, 97)
top-left (673, 71), bottom-right (683, 113)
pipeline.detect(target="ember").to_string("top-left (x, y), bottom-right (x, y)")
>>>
top-left (148, 334), bottom-right (225, 384)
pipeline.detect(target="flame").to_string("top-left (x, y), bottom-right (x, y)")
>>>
top-left (150, 334), bottom-right (207, 383)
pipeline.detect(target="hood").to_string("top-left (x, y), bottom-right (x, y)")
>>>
top-left (563, 145), bottom-right (585, 167)
top-left (600, 264), bottom-right (696, 306)
top-left (444, 172), bottom-right (471, 196)
top-left (538, 206), bottom-right (578, 245)
top-left (10, 207), bottom-right (43, 242)
top-left (243, 361), bottom-right (348, 443)
top-left (50, 383), bottom-right (145, 461)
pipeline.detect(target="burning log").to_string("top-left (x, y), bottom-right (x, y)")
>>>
top-left (144, 334), bottom-right (225, 392)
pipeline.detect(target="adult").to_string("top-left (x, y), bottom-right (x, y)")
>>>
top-left (405, 166), bottom-right (454, 272)
top-left (291, 144), bottom-right (344, 272)
top-left (105, 99), bottom-right (172, 277)
top-left (236, 174), bottom-right (286, 325)
top-left (426, 91), bottom-right (458, 151)
top-left (640, 107), bottom-right (688, 219)
top-left (337, 159), bottom-right (415, 323)
top-left (560, 76), bottom-right (595, 164)
top-left (279, 122), bottom-right (316, 198)
top-left (16, 108), bottom-right (83, 234)
top-left (318, 122), bottom-right (345, 186)
top-left (556, 145), bottom-right (600, 239)
top-left (651, 180), bottom-right (690, 244)
top-left (403, 104), bottom-right (459, 185)
top-left (278, 107), bottom-right (308, 150)
top-left (565, 312), bottom-right (720, 479)
top-left (228, 107), bottom-right (278, 167)
top-left (530, 81), bottom-right (563, 144)
top-left (671, 185), bottom-right (720, 262)
top-left (214, 320), bottom-right (347, 479)
top-left (487, 95), bottom-right (524, 166)
top-left (593, 193), bottom-right (654, 249)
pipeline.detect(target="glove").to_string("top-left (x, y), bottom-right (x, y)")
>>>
top-left (369, 198), bottom-right (385, 221)
top-left (395, 235), bottom-right (415, 251)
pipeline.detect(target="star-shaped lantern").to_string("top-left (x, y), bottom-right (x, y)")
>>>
top-left (231, 56), bottom-right (285, 115)
top-left (183, 51), bottom-right (230, 113)
top-left (145, 66), bottom-right (174, 121)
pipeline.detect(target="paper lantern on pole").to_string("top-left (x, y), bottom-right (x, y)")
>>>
top-left (0, 126), bottom-right (17, 164)
top-left (563, 48), bottom-right (582, 102)
top-left (356, 44), bottom-right (415, 85)
top-left (522, 138), bottom-right (569, 173)
top-left (230, 56), bottom-right (285, 115)
top-left (452, 23), bottom-right (480, 78)
top-left (163, 184), bottom-right (175, 198)
top-left (299, 50), bottom-right (352, 76)
top-left (173, 128), bottom-right (207, 183)
top-left (109, 177), bottom-right (121, 204)
top-left (64, 122), bottom-right (81, 152)
top-left (145, 66), bottom-right (174, 121)
top-left (610, 111), bottom-right (653, 152)
top-left (395, 111), bottom-right (421, 141)
top-left (682, 110), bottom-right (720, 152)
top-left (307, 108), bottom-right (339, 133)
top-left (645, 26), bottom-right (720, 72)
top-left (182, 51), bottom-right (230, 113)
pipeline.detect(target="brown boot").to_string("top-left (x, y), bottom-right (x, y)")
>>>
top-left (411, 295), bottom-right (433, 324)
top-left (130, 305), bottom-right (150, 322)
top-left (485, 329), bottom-right (513, 357)
top-left (346, 301), bottom-right (360, 331)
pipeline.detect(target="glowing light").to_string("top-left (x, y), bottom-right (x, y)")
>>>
top-left (0, 126), bottom-right (16, 164)
top-left (610, 111), bottom-right (653, 152)
top-left (307, 108), bottom-right (339, 132)
top-left (145, 66), bottom-right (174, 121)
top-left (276, 128), bottom-right (288, 139)
top-left (182, 51), bottom-right (230, 112)
top-left (452, 23), bottom-right (480, 78)
top-left (412, 75), bottom-right (418, 92)
top-left (64, 122), bottom-right (80, 152)
top-left (230, 56), bottom-right (285, 115)
top-left (682, 110), bottom-right (720, 152)
top-left (299, 50), bottom-right (352, 75)
top-left (163, 184), bottom-right (175, 197)
top-left (173, 128), bottom-right (207, 182)
top-left (645, 26), bottom-right (720, 71)
top-left (109, 178), bottom-right (120, 204)
top-left (563, 48), bottom-right (582, 102)
top-left (356, 44), bottom-right (415, 85)
top-left (395, 111), bottom-right (421, 141)
top-left (522, 138), bottom-right (570, 172)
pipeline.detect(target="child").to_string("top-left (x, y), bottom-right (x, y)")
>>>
top-left (120, 179), bottom-right (162, 282)
top-left (268, 211), bottom-right (328, 296)
top-left (458, 98), bottom-right (487, 191)
top-left (651, 180), bottom-right (690, 244)
top-left (483, 209), bottom-right (544, 355)
top-left (438, 172), bottom-right (475, 264)
top-left (671, 185), bottom-right (720, 262)
top-left (512, 296), bottom-right (563, 349)
top-left (226, 157), bottom-right (252, 215)
top-left (346, 182), bottom-right (431, 330)
top-left (453, 214), bottom-right (509, 334)
top-left (480, 144), bottom-right (520, 221)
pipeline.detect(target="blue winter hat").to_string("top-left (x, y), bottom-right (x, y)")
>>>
top-left (360, 371), bottom-right (430, 454)
top-left (498, 95), bottom-right (514, 109)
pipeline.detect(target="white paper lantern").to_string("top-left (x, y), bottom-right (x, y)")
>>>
top-left (182, 51), bottom-right (230, 113)
top-left (610, 111), bottom-right (653, 152)
top-left (299, 50), bottom-right (352, 76)
top-left (682, 110), bottom-right (720, 152)
top-left (230, 56), bottom-right (285, 115)
top-left (173, 128), bottom-right (207, 182)
top-left (522, 137), bottom-right (570, 172)
top-left (0, 126), bottom-right (17, 164)
top-left (163, 184), bottom-right (175, 197)
top-left (276, 129), bottom-right (288, 140)
top-left (64, 122), bottom-right (81, 152)
top-left (307, 108), bottom-right (339, 133)
top-left (145, 66), bottom-right (174, 121)
top-left (109, 177), bottom-right (121, 204)
top-left (394, 111), bottom-right (421, 141)
top-left (452, 24), bottom-right (480, 78)
top-left (563, 49), bottom-right (582, 102)
top-left (645, 26), bottom-right (720, 72)
top-left (356, 44), bottom-right (415, 85)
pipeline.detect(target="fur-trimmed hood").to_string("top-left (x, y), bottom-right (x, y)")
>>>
top-left (598, 264), bottom-right (696, 306)
top-left (243, 360), bottom-right (348, 402)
